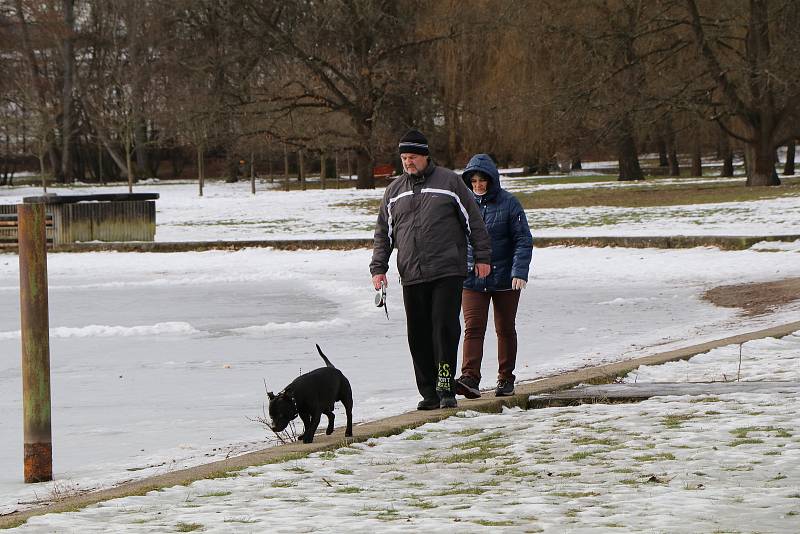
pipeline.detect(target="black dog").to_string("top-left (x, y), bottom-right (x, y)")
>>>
top-left (267, 344), bottom-right (353, 444)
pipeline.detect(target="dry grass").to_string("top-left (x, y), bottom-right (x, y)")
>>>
top-left (516, 176), bottom-right (800, 209)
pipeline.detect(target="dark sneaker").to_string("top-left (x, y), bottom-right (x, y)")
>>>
top-left (454, 376), bottom-right (481, 399)
top-left (439, 394), bottom-right (457, 409)
top-left (417, 397), bottom-right (440, 410)
top-left (495, 379), bottom-right (515, 397)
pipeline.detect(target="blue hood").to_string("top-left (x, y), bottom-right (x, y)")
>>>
top-left (462, 154), bottom-right (500, 201)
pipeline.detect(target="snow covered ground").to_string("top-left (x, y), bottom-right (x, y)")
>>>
top-left (13, 331), bottom-right (800, 533)
top-left (0, 173), bottom-right (799, 523)
top-left (1, 171), bottom-right (798, 241)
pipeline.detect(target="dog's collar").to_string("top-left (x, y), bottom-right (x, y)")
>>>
top-left (278, 389), bottom-right (299, 416)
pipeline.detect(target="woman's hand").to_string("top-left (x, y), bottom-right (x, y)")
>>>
top-left (511, 278), bottom-right (527, 290)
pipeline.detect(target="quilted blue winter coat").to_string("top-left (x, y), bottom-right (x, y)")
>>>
top-left (463, 154), bottom-right (533, 292)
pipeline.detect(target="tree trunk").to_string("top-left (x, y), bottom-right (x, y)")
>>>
top-left (617, 119), bottom-right (643, 181)
top-left (722, 153), bottom-right (734, 177)
top-left (39, 153), bottom-right (47, 193)
top-left (15, 0), bottom-right (61, 179)
top-left (197, 145), bottom-right (204, 197)
top-left (744, 142), bottom-right (780, 186)
top-left (320, 153), bottom-right (327, 190)
top-left (283, 143), bottom-right (290, 191)
top-left (126, 141), bottom-right (134, 194)
top-left (355, 147), bottom-right (374, 189)
top-left (719, 132), bottom-right (734, 177)
top-left (657, 137), bottom-right (668, 167)
top-left (691, 141), bottom-right (703, 177)
top-left (250, 151), bottom-right (256, 194)
top-left (134, 121), bottom-right (149, 177)
top-left (784, 141), bottom-right (796, 175)
top-left (299, 149), bottom-right (306, 191)
top-left (267, 140), bottom-right (273, 183)
top-left (571, 157), bottom-right (582, 170)
top-left (663, 118), bottom-right (680, 177)
top-left (60, 0), bottom-right (75, 182)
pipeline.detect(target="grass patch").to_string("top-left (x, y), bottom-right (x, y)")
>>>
top-left (175, 523), bottom-right (203, 532)
top-left (689, 396), bottom-right (722, 403)
top-left (404, 433), bottom-right (424, 440)
top-left (198, 491), bottom-right (231, 498)
top-left (551, 491), bottom-right (601, 498)
top-left (270, 480), bottom-right (297, 488)
top-left (336, 486), bottom-right (363, 494)
top-left (567, 450), bottom-right (605, 461)
top-left (632, 452), bottom-right (676, 462)
top-left (661, 414), bottom-right (696, 428)
top-left (729, 438), bottom-right (765, 447)
top-left (516, 178), bottom-right (800, 209)
top-left (407, 498), bottom-right (438, 509)
top-left (571, 437), bottom-right (620, 446)
top-left (731, 426), bottom-right (791, 439)
top-left (431, 486), bottom-right (486, 496)
top-left (284, 466), bottom-right (311, 474)
top-left (335, 469), bottom-right (353, 475)
top-left (473, 519), bottom-right (516, 526)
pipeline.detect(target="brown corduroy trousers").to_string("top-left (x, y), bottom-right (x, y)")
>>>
top-left (461, 288), bottom-right (522, 383)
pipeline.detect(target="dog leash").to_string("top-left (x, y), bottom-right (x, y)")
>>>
top-left (375, 280), bottom-right (389, 320)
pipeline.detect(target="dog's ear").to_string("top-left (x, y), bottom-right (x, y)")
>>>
top-left (267, 391), bottom-right (275, 400)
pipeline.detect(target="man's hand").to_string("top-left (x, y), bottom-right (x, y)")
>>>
top-left (511, 278), bottom-right (527, 290)
top-left (372, 274), bottom-right (387, 290)
top-left (475, 263), bottom-right (491, 279)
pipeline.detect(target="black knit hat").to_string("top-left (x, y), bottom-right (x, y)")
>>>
top-left (398, 129), bottom-right (429, 156)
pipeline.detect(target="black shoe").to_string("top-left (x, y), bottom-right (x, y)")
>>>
top-left (495, 379), bottom-right (515, 397)
top-left (454, 376), bottom-right (481, 399)
top-left (439, 394), bottom-right (457, 409)
top-left (417, 397), bottom-right (440, 410)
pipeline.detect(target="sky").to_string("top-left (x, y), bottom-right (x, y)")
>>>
top-left (0, 170), bottom-right (799, 529)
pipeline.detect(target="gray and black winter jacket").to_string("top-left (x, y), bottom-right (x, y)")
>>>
top-left (370, 162), bottom-right (492, 286)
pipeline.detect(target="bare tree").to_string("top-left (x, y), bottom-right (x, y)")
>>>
top-left (683, 0), bottom-right (800, 185)
top-left (241, 0), bottom-right (446, 189)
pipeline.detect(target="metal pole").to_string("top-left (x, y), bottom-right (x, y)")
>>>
top-left (18, 202), bottom-right (52, 483)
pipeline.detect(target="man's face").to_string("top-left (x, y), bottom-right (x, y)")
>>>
top-left (401, 153), bottom-right (427, 175)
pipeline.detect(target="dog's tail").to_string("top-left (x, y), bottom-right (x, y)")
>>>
top-left (315, 344), bottom-right (335, 368)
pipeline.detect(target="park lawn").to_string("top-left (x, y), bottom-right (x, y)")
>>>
top-left (519, 176), bottom-right (800, 209)
top-left (339, 176), bottom-right (800, 213)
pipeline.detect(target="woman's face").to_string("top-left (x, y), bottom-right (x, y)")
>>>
top-left (471, 174), bottom-right (489, 195)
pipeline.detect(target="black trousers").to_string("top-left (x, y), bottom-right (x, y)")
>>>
top-left (402, 276), bottom-right (464, 399)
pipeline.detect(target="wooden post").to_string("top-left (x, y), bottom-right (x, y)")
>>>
top-left (346, 151), bottom-right (352, 183)
top-left (18, 203), bottom-right (52, 483)
top-left (335, 154), bottom-right (340, 189)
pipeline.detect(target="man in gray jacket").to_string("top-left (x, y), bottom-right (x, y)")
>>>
top-left (371, 129), bottom-right (492, 410)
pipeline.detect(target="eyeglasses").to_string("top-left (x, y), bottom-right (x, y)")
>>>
top-left (375, 280), bottom-right (389, 320)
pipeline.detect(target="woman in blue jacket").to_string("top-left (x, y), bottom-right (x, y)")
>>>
top-left (455, 154), bottom-right (533, 397)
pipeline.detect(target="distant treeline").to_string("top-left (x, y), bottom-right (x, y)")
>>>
top-left (0, 0), bottom-right (798, 188)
